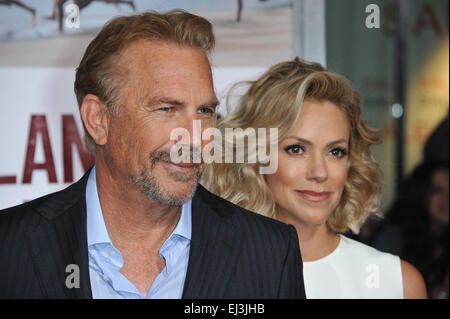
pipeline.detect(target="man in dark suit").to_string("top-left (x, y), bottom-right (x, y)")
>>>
top-left (0, 10), bottom-right (305, 299)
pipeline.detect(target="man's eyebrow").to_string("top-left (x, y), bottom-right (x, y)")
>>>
top-left (146, 97), bottom-right (184, 107)
top-left (200, 99), bottom-right (220, 109)
top-left (145, 97), bottom-right (219, 109)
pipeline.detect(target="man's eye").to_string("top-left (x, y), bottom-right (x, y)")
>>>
top-left (159, 107), bottom-right (174, 112)
top-left (198, 107), bottom-right (215, 115)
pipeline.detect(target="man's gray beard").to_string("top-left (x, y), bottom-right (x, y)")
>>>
top-left (132, 149), bottom-right (202, 207)
top-left (133, 172), bottom-right (200, 207)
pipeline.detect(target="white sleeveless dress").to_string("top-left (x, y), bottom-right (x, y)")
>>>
top-left (303, 234), bottom-right (404, 299)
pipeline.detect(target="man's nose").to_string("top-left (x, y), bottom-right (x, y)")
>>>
top-left (183, 117), bottom-right (202, 149)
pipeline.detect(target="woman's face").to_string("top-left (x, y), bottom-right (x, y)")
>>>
top-left (428, 168), bottom-right (449, 225)
top-left (266, 99), bottom-right (350, 226)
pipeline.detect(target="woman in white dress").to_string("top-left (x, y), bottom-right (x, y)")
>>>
top-left (202, 57), bottom-right (427, 298)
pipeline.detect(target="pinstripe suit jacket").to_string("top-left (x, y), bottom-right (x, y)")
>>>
top-left (0, 170), bottom-right (306, 299)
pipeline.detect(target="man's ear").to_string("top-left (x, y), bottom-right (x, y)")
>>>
top-left (80, 94), bottom-right (110, 147)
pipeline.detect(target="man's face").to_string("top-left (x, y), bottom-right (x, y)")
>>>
top-left (103, 40), bottom-right (218, 206)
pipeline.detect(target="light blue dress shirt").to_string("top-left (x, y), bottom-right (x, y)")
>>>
top-left (85, 167), bottom-right (192, 299)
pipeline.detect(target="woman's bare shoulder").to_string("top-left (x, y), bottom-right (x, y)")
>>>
top-left (401, 259), bottom-right (428, 299)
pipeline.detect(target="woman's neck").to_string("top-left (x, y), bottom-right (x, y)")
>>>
top-left (277, 212), bottom-right (340, 262)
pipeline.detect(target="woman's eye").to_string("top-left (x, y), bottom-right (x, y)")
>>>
top-left (285, 144), bottom-right (304, 155)
top-left (330, 148), bottom-right (348, 158)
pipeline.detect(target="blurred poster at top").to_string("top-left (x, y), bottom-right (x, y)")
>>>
top-left (0, 0), bottom-right (294, 67)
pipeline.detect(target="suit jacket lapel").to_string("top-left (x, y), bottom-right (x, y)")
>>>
top-left (26, 171), bottom-right (92, 298)
top-left (182, 185), bottom-right (243, 299)
top-left (25, 175), bottom-right (239, 298)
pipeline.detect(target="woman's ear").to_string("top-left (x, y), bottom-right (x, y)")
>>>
top-left (80, 94), bottom-right (109, 147)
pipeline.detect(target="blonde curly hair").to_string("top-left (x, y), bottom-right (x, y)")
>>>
top-left (202, 57), bottom-right (383, 234)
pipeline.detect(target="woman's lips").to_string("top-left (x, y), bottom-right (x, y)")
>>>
top-left (296, 190), bottom-right (331, 202)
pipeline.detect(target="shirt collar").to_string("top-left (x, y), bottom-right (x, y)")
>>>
top-left (86, 166), bottom-right (112, 246)
top-left (172, 197), bottom-right (192, 241)
top-left (86, 166), bottom-right (192, 246)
